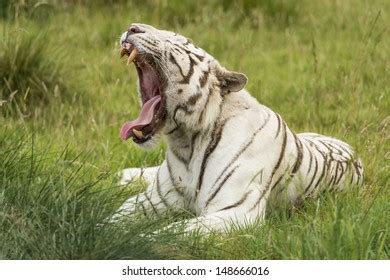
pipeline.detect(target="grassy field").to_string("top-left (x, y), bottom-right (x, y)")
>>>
top-left (0, 0), bottom-right (389, 259)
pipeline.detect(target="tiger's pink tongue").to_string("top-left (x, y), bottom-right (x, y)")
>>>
top-left (120, 95), bottom-right (161, 140)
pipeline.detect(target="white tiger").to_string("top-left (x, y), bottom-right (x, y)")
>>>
top-left (113, 23), bottom-right (364, 233)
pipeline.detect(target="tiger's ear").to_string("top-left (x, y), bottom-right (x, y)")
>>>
top-left (217, 69), bottom-right (248, 93)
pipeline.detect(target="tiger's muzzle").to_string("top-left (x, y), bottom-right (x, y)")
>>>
top-left (119, 25), bottom-right (167, 144)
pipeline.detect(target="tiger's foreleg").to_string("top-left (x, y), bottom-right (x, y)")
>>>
top-left (111, 162), bottom-right (186, 221)
top-left (180, 210), bottom-right (261, 234)
top-left (159, 206), bottom-right (264, 234)
top-left (160, 181), bottom-right (269, 234)
top-left (118, 166), bottom-right (160, 186)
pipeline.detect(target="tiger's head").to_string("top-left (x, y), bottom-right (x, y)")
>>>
top-left (119, 23), bottom-right (247, 148)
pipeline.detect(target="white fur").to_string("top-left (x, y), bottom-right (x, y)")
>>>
top-left (114, 24), bottom-right (364, 233)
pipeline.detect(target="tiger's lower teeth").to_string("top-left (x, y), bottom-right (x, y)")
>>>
top-left (132, 129), bottom-right (144, 138)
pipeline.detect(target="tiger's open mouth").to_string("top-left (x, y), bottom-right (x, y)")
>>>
top-left (119, 43), bottom-right (166, 143)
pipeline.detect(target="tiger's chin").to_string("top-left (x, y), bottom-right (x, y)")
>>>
top-left (135, 133), bottom-right (163, 149)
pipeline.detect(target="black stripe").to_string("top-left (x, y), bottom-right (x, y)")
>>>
top-left (311, 154), bottom-right (328, 191)
top-left (166, 124), bottom-right (180, 135)
top-left (205, 165), bottom-right (239, 207)
top-left (248, 168), bottom-right (265, 186)
top-left (291, 133), bottom-right (303, 175)
top-left (304, 155), bottom-right (319, 194)
top-left (354, 160), bottom-right (362, 177)
top-left (333, 161), bottom-right (342, 186)
top-left (195, 113), bottom-right (229, 196)
top-left (305, 141), bottom-right (313, 174)
top-left (335, 161), bottom-right (345, 185)
top-left (353, 161), bottom-right (362, 185)
top-left (183, 39), bottom-right (200, 51)
top-left (306, 139), bottom-right (329, 165)
top-left (187, 132), bottom-right (200, 165)
top-left (270, 173), bottom-right (285, 192)
top-left (173, 104), bottom-right (194, 119)
top-left (317, 140), bottom-right (337, 163)
top-left (171, 46), bottom-right (183, 55)
top-left (317, 140), bottom-right (333, 152)
top-left (186, 91), bottom-right (202, 106)
top-left (179, 55), bottom-right (197, 84)
top-left (166, 157), bottom-right (185, 197)
top-left (169, 131), bottom-right (200, 169)
top-left (198, 88), bottom-right (212, 124)
top-left (169, 41), bottom-right (204, 62)
top-left (172, 41), bottom-right (205, 62)
top-left (212, 113), bottom-right (271, 188)
top-left (170, 147), bottom-right (188, 165)
top-left (274, 113), bottom-right (281, 139)
top-left (217, 190), bottom-right (253, 212)
top-left (169, 49), bottom-right (197, 84)
top-left (169, 53), bottom-right (186, 78)
top-left (329, 144), bottom-right (350, 161)
top-left (189, 52), bottom-right (204, 62)
top-left (337, 143), bottom-right (354, 158)
top-left (138, 37), bottom-right (159, 48)
top-left (156, 170), bottom-right (170, 208)
top-left (271, 121), bottom-right (288, 174)
top-left (199, 70), bottom-right (209, 88)
top-left (329, 161), bottom-right (338, 186)
top-left (306, 138), bottom-right (323, 153)
top-left (136, 43), bottom-right (155, 54)
top-left (250, 120), bottom-right (288, 210)
top-left (350, 164), bottom-right (355, 184)
top-left (325, 155), bottom-right (333, 181)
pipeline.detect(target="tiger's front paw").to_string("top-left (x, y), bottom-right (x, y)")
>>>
top-left (117, 168), bottom-right (144, 187)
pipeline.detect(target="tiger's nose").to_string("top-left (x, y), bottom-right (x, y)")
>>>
top-left (121, 25), bottom-right (145, 45)
top-left (128, 25), bottom-right (144, 35)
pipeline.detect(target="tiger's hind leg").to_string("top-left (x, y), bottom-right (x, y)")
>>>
top-left (118, 166), bottom-right (160, 186)
top-left (298, 133), bottom-right (364, 194)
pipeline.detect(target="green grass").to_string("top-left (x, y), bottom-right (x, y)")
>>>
top-left (0, 0), bottom-right (389, 259)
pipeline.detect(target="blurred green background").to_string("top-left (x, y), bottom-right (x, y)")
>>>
top-left (0, 0), bottom-right (389, 259)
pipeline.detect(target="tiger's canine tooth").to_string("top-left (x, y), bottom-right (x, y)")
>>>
top-left (120, 47), bottom-right (128, 58)
top-left (132, 129), bottom-right (144, 138)
top-left (127, 49), bottom-right (138, 65)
